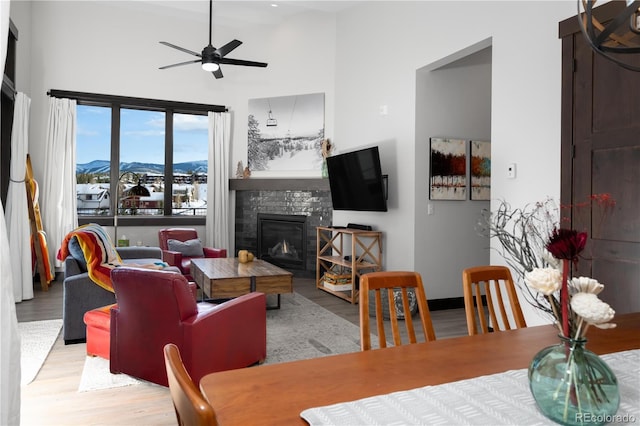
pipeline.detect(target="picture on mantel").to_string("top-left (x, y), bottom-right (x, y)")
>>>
top-left (248, 93), bottom-right (325, 172)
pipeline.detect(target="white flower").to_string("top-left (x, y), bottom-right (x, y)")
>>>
top-left (570, 292), bottom-right (615, 325)
top-left (569, 276), bottom-right (604, 295)
top-left (525, 268), bottom-right (563, 295)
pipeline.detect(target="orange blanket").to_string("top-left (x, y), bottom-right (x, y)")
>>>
top-left (57, 224), bottom-right (123, 292)
top-left (31, 230), bottom-right (55, 283)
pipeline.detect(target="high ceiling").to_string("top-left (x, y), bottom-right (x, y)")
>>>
top-left (139, 1), bottom-right (358, 28)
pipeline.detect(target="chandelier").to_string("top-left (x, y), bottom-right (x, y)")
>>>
top-left (578, 0), bottom-right (640, 71)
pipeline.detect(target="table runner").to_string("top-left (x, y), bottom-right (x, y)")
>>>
top-left (301, 349), bottom-right (639, 425)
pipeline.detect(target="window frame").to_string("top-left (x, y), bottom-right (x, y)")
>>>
top-left (51, 90), bottom-right (226, 227)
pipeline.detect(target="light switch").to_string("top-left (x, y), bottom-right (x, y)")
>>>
top-left (507, 163), bottom-right (517, 179)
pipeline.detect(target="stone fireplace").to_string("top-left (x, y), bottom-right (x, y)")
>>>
top-left (232, 179), bottom-right (332, 276)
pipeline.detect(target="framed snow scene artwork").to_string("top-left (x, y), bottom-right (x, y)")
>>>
top-left (248, 93), bottom-right (325, 174)
top-left (429, 137), bottom-right (467, 200)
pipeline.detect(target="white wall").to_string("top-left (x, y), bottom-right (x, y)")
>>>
top-left (332, 1), bottom-right (574, 301)
top-left (25, 0), bottom-right (337, 175)
top-left (12, 1), bottom-right (576, 303)
top-left (113, 224), bottom-right (205, 249)
top-left (14, 0), bottom-right (336, 245)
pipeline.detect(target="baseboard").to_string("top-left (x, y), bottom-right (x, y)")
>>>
top-left (292, 269), bottom-right (316, 279)
top-left (427, 297), bottom-right (464, 311)
top-left (32, 272), bottom-right (64, 284)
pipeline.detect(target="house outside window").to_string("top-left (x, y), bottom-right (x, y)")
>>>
top-left (66, 90), bottom-right (225, 227)
top-left (172, 113), bottom-right (209, 216)
top-left (76, 104), bottom-right (112, 216)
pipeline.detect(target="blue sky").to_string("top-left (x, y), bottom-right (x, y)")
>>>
top-left (76, 105), bottom-right (209, 165)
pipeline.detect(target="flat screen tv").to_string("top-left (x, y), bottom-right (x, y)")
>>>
top-left (326, 146), bottom-right (387, 212)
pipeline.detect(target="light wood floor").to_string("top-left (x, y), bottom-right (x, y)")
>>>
top-left (17, 277), bottom-right (468, 425)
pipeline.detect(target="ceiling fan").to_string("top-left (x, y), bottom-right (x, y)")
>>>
top-left (159, 0), bottom-right (268, 79)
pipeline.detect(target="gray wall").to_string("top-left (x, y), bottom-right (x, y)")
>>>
top-left (413, 43), bottom-right (492, 299)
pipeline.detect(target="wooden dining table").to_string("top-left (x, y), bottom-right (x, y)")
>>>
top-left (199, 312), bottom-right (640, 425)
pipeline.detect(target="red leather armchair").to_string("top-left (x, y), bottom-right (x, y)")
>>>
top-left (109, 267), bottom-right (266, 387)
top-left (158, 228), bottom-right (227, 281)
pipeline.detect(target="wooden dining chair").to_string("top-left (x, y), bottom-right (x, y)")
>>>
top-left (462, 265), bottom-right (526, 336)
top-left (164, 343), bottom-right (218, 426)
top-left (359, 271), bottom-right (436, 351)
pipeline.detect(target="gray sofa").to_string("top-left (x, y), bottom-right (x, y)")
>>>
top-left (62, 246), bottom-right (163, 344)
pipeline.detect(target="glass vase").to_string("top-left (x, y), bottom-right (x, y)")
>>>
top-left (528, 336), bottom-right (619, 426)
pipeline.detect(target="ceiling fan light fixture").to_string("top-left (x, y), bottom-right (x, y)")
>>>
top-left (202, 61), bottom-right (220, 72)
top-left (159, 0), bottom-right (267, 79)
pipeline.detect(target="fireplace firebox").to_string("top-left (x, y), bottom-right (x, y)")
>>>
top-left (257, 214), bottom-right (307, 271)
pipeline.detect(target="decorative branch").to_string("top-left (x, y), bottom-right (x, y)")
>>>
top-left (476, 198), bottom-right (559, 317)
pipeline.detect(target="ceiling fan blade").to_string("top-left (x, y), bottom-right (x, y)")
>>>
top-left (215, 39), bottom-right (242, 57)
top-left (219, 58), bottom-right (268, 68)
top-left (158, 0), bottom-right (266, 79)
top-left (159, 59), bottom-right (201, 70)
top-left (159, 41), bottom-right (201, 57)
top-left (212, 68), bottom-right (224, 79)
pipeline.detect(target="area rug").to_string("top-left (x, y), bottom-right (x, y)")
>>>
top-left (19, 319), bottom-right (63, 385)
top-left (78, 292), bottom-right (365, 391)
top-left (78, 356), bottom-right (144, 392)
top-left (263, 292), bottom-right (362, 364)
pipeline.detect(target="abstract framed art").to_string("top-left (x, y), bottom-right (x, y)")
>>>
top-left (429, 137), bottom-right (467, 200)
top-left (470, 140), bottom-right (491, 200)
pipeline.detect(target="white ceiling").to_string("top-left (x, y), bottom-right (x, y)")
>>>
top-left (138, 1), bottom-right (358, 28)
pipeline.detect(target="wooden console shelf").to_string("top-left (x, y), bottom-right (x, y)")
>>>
top-left (315, 226), bottom-right (383, 304)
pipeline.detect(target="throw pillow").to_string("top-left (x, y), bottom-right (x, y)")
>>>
top-left (167, 238), bottom-right (204, 257)
top-left (68, 236), bottom-right (88, 272)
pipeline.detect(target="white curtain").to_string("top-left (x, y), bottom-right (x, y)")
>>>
top-left (6, 93), bottom-right (32, 302)
top-left (40, 97), bottom-right (77, 269)
top-left (206, 111), bottom-right (230, 252)
top-left (0, 205), bottom-right (20, 426)
top-left (1, 1), bottom-right (22, 424)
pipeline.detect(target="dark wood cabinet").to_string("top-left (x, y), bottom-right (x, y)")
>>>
top-left (559, 2), bottom-right (640, 314)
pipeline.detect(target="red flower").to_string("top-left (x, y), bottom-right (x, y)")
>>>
top-left (546, 227), bottom-right (587, 261)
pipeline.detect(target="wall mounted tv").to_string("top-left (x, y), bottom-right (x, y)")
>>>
top-left (326, 146), bottom-right (388, 212)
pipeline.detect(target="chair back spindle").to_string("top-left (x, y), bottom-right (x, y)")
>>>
top-left (462, 265), bottom-right (526, 335)
top-left (360, 271), bottom-right (436, 351)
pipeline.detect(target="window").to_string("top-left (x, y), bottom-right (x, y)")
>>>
top-left (1, 19), bottom-right (18, 206)
top-left (172, 113), bottom-right (209, 216)
top-left (76, 104), bottom-right (112, 215)
top-left (119, 108), bottom-right (165, 216)
top-left (65, 90), bottom-right (225, 226)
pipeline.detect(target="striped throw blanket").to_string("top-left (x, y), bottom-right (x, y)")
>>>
top-left (57, 223), bottom-right (123, 292)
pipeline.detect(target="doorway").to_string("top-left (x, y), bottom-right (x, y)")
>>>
top-left (413, 38), bottom-right (492, 303)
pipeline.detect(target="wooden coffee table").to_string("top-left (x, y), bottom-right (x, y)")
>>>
top-left (190, 258), bottom-right (293, 309)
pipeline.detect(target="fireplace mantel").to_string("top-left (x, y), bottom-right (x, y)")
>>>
top-left (229, 178), bottom-right (330, 191)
